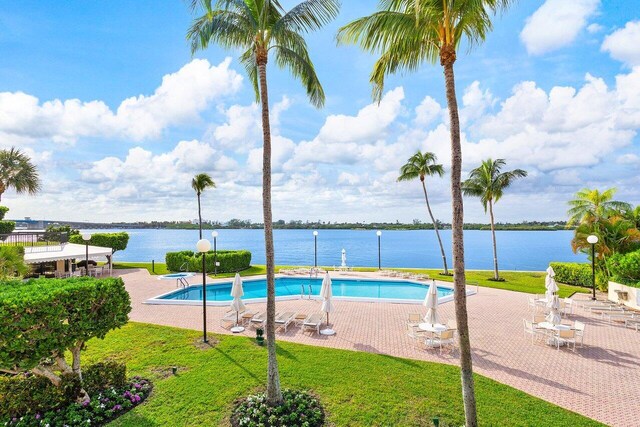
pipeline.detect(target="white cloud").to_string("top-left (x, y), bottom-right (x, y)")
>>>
top-left (602, 21), bottom-right (640, 66)
top-left (617, 153), bottom-right (640, 164)
top-left (520, 0), bottom-right (600, 55)
top-left (587, 23), bottom-right (604, 33)
top-left (0, 58), bottom-right (242, 145)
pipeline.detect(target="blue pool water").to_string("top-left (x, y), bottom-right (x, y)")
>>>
top-left (156, 277), bottom-right (453, 303)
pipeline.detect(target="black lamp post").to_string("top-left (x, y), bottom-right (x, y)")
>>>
top-left (587, 234), bottom-right (599, 300)
top-left (196, 238), bottom-right (211, 343)
top-left (313, 231), bottom-right (318, 267)
top-left (376, 230), bottom-right (382, 270)
top-left (82, 233), bottom-right (92, 276)
top-left (212, 231), bottom-right (219, 276)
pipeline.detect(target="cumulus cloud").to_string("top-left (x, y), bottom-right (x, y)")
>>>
top-left (0, 58), bottom-right (242, 145)
top-left (602, 21), bottom-right (640, 66)
top-left (520, 0), bottom-right (600, 55)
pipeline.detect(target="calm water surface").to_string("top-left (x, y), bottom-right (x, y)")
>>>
top-left (85, 228), bottom-right (586, 271)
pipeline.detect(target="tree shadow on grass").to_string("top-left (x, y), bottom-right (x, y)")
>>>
top-left (214, 347), bottom-right (261, 381)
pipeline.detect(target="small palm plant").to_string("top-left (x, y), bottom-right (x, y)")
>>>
top-left (191, 173), bottom-right (216, 239)
top-left (567, 188), bottom-right (631, 227)
top-left (398, 151), bottom-right (449, 274)
top-left (0, 147), bottom-right (41, 202)
top-left (462, 159), bottom-right (527, 281)
top-left (188, 0), bottom-right (340, 406)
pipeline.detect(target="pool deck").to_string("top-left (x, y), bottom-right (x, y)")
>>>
top-left (117, 268), bottom-right (640, 427)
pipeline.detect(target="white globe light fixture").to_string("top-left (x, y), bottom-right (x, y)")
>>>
top-left (196, 238), bottom-right (211, 343)
top-left (313, 231), bottom-right (318, 236)
top-left (211, 230), bottom-right (219, 238)
top-left (82, 233), bottom-right (92, 241)
top-left (196, 238), bottom-right (211, 253)
top-left (587, 235), bottom-right (598, 244)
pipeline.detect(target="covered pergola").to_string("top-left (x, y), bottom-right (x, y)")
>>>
top-left (24, 243), bottom-right (113, 276)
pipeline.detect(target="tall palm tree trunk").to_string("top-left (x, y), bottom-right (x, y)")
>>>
top-left (257, 57), bottom-right (283, 406)
top-left (197, 193), bottom-right (203, 239)
top-left (421, 180), bottom-right (449, 274)
top-left (488, 199), bottom-right (499, 280)
top-left (442, 46), bottom-right (477, 427)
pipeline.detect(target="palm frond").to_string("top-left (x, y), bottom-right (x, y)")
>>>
top-left (273, 0), bottom-right (340, 34)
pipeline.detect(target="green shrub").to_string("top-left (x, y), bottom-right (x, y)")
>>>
top-left (0, 277), bottom-right (131, 388)
top-left (0, 373), bottom-right (81, 418)
top-left (69, 232), bottom-right (129, 253)
top-left (82, 362), bottom-right (127, 395)
top-left (230, 389), bottom-right (324, 427)
top-left (608, 250), bottom-right (640, 288)
top-left (0, 221), bottom-right (15, 235)
top-left (549, 262), bottom-right (592, 287)
top-left (0, 207), bottom-right (9, 221)
top-left (0, 246), bottom-right (27, 278)
top-left (165, 250), bottom-right (251, 273)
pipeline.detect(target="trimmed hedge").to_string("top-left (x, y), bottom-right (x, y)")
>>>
top-left (0, 277), bottom-right (131, 373)
top-left (0, 207), bottom-right (8, 221)
top-left (166, 250), bottom-right (251, 273)
top-left (608, 250), bottom-right (640, 288)
top-left (69, 232), bottom-right (129, 253)
top-left (0, 221), bottom-right (15, 235)
top-left (549, 262), bottom-right (592, 288)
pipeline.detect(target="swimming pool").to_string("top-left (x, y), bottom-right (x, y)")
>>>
top-left (146, 277), bottom-right (458, 306)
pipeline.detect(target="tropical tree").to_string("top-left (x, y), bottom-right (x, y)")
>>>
top-left (462, 158), bottom-right (527, 281)
top-left (337, 2), bottom-right (515, 424)
top-left (191, 173), bottom-right (216, 239)
top-left (188, 0), bottom-right (340, 406)
top-left (397, 150), bottom-right (449, 274)
top-left (567, 188), bottom-right (631, 227)
top-left (0, 147), bottom-right (41, 202)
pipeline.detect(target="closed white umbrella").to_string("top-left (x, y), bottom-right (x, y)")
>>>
top-left (341, 249), bottom-right (347, 267)
top-left (423, 280), bottom-right (439, 326)
top-left (230, 273), bottom-right (246, 333)
top-left (320, 272), bottom-right (335, 335)
top-left (545, 266), bottom-right (561, 325)
top-left (545, 265), bottom-right (559, 295)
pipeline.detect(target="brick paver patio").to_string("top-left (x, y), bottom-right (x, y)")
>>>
top-left (117, 268), bottom-right (640, 427)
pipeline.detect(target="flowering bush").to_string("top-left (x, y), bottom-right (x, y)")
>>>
top-left (1, 377), bottom-right (152, 427)
top-left (230, 389), bottom-right (324, 427)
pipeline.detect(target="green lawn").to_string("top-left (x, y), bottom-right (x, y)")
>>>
top-left (113, 262), bottom-right (588, 297)
top-left (83, 323), bottom-right (601, 426)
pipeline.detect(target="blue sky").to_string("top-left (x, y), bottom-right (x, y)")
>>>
top-left (0, 0), bottom-right (638, 223)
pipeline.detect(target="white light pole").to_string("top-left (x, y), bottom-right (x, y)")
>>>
top-left (82, 233), bottom-right (92, 276)
top-left (313, 231), bottom-right (318, 267)
top-left (196, 238), bottom-right (212, 343)
top-left (376, 230), bottom-right (382, 270)
top-left (587, 235), bottom-right (599, 301)
top-left (211, 231), bottom-right (219, 276)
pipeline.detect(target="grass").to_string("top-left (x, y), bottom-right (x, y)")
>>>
top-left (83, 322), bottom-right (602, 427)
top-left (113, 262), bottom-right (588, 297)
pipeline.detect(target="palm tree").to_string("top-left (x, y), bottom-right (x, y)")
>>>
top-left (397, 150), bottom-right (449, 274)
top-left (191, 173), bottom-right (216, 239)
top-left (188, 0), bottom-right (339, 406)
top-left (462, 159), bottom-right (527, 281)
top-left (567, 188), bottom-right (631, 227)
top-left (338, 2), bottom-right (514, 424)
top-left (0, 147), bottom-right (41, 202)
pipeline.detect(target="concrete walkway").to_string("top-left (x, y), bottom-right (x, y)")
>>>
top-left (117, 268), bottom-right (639, 427)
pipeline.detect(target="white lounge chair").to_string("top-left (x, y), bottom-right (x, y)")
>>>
top-left (302, 313), bottom-right (323, 334)
top-left (574, 320), bottom-right (586, 347)
top-left (625, 318), bottom-right (640, 332)
top-left (523, 319), bottom-right (546, 344)
top-left (249, 312), bottom-right (267, 328)
top-left (274, 311), bottom-right (297, 332)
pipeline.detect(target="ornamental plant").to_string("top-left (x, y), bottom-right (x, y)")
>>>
top-left (230, 389), bottom-right (324, 427)
top-left (69, 232), bottom-right (129, 254)
top-left (0, 277), bottom-right (131, 400)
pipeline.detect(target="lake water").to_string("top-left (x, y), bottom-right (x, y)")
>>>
top-left (84, 228), bottom-right (586, 271)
